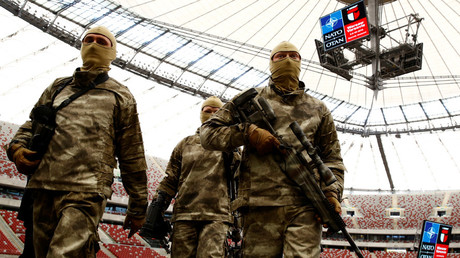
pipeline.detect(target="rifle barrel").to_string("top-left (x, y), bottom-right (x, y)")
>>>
top-left (342, 227), bottom-right (364, 258)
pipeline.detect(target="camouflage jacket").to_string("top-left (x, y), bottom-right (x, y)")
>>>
top-left (158, 128), bottom-right (236, 223)
top-left (10, 69), bottom-right (148, 218)
top-left (201, 80), bottom-right (345, 208)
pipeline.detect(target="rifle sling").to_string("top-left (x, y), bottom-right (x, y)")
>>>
top-left (53, 72), bottom-right (109, 112)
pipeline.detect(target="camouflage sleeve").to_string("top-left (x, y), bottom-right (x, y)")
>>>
top-left (316, 106), bottom-right (345, 200)
top-left (157, 138), bottom-right (185, 197)
top-left (8, 121), bottom-right (33, 156)
top-left (115, 97), bottom-right (147, 173)
top-left (200, 101), bottom-right (248, 152)
top-left (7, 78), bottom-right (62, 160)
top-left (122, 171), bottom-right (148, 219)
top-left (115, 92), bottom-right (148, 219)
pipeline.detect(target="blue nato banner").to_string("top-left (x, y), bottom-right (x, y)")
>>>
top-left (417, 220), bottom-right (452, 258)
top-left (319, 0), bottom-right (369, 52)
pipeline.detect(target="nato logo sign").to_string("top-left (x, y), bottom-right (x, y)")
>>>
top-left (417, 220), bottom-right (452, 258)
top-left (319, 0), bottom-right (369, 51)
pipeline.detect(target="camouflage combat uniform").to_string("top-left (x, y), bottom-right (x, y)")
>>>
top-left (201, 80), bottom-right (345, 257)
top-left (10, 69), bottom-right (148, 257)
top-left (158, 128), bottom-right (235, 257)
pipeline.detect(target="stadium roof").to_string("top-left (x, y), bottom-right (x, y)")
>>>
top-left (0, 0), bottom-right (459, 193)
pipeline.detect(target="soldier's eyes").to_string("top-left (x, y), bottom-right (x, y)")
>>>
top-left (83, 36), bottom-right (111, 47)
top-left (289, 53), bottom-right (300, 60)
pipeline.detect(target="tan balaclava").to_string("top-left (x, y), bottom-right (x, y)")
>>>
top-left (200, 96), bottom-right (223, 123)
top-left (269, 41), bottom-right (301, 94)
top-left (81, 26), bottom-right (117, 72)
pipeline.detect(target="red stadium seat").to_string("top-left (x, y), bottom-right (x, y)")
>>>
top-left (100, 223), bottom-right (144, 246)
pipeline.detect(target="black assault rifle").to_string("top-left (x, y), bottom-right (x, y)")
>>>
top-left (139, 192), bottom-right (172, 254)
top-left (232, 88), bottom-right (363, 258)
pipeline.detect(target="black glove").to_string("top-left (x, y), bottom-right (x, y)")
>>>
top-left (139, 191), bottom-right (172, 239)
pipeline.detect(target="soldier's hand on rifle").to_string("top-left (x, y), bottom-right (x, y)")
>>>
top-left (10, 144), bottom-right (40, 175)
top-left (248, 124), bottom-right (281, 155)
top-left (316, 196), bottom-right (342, 228)
top-left (327, 196), bottom-right (342, 214)
top-left (123, 214), bottom-right (146, 238)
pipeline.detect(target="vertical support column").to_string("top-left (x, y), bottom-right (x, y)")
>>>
top-left (368, 0), bottom-right (382, 93)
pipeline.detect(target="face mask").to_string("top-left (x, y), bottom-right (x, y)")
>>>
top-left (81, 42), bottom-right (115, 72)
top-left (80, 26), bottom-right (117, 72)
top-left (270, 57), bottom-right (301, 93)
top-left (200, 96), bottom-right (223, 123)
top-left (200, 111), bottom-right (213, 124)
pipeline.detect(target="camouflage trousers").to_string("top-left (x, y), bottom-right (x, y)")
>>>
top-left (32, 190), bottom-right (107, 258)
top-left (171, 220), bottom-right (230, 258)
top-left (241, 205), bottom-right (321, 258)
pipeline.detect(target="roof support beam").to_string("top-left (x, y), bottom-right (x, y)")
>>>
top-left (376, 134), bottom-right (395, 192)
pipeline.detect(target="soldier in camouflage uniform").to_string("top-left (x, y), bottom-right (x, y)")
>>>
top-left (141, 96), bottom-right (237, 257)
top-left (200, 41), bottom-right (345, 257)
top-left (6, 26), bottom-right (148, 257)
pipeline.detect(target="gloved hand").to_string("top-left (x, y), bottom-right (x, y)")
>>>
top-left (10, 144), bottom-right (41, 175)
top-left (123, 214), bottom-right (146, 238)
top-left (327, 196), bottom-right (342, 214)
top-left (248, 124), bottom-right (281, 155)
top-left (316, 196), bottom-right (342, 228)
